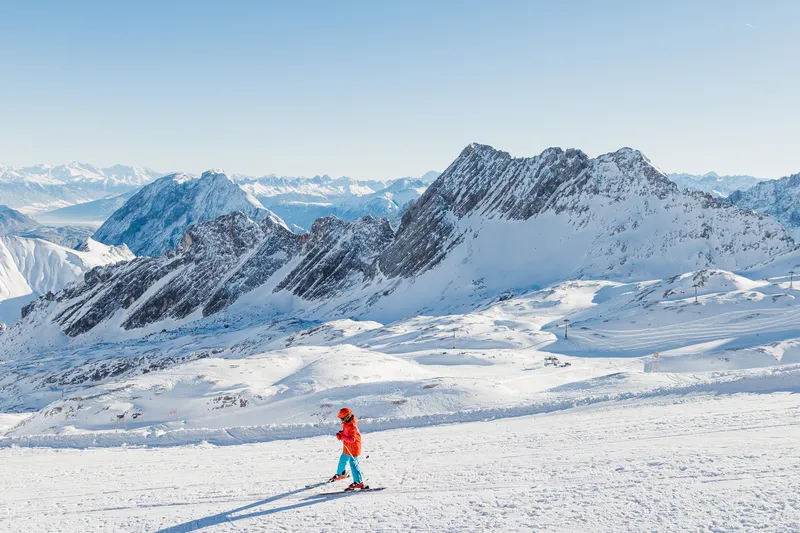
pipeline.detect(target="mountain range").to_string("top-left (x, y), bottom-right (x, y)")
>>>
top-left (667, 172), bottom-right (766, 197)
top-left (0, 163), bottom-right (162, 214)
top-left (236, 172), bottom-right (438, 231)
top-left (0, 204), bottom-right (96, 248)
top-left (3, 144), bottom-right (794, 358)
top-left (727, 173), bottom-right (800, 240)
top-left (7, 162), bottom-right (439, 233)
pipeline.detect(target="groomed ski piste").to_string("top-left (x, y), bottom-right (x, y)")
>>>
top-left (1, 270), bottom-right (799, 532)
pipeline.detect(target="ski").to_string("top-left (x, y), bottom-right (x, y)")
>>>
top-left (305, 474), bottom-right (350, 489)
top-left (312, 487), bottom-right (385, 497)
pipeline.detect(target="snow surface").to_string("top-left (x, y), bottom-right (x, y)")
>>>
top-left (2, 275), bottom-right (799, 442)
top-left (0, 236), bottom-right (133, 324)
top-left (0, 391), bottom-right (796, 532)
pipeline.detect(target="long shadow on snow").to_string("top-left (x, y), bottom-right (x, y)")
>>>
top-left (153, 486), bottom-right (323, 532)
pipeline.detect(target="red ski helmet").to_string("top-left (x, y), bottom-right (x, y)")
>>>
top-left (337, 408), bottom-right (352, 419)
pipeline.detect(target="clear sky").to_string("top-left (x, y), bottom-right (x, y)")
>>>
top-left (0, 0), bottom-right (798, 179)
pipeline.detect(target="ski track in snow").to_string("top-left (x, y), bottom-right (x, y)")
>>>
top-left (0, 393), bottom-right (797, 532)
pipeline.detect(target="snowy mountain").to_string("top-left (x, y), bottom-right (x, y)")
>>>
top-left (239, 173), bottom-right (438, 231)
top-left (726, 173), bottom-right (800, 240)
top-left (36, 190), bottom-right (138, 226)
top-left (0, 205), bottom-right (39, 234)
top-left (2, 163), bottom-right (438, 231)
top-left (334, 178), bottom-right (430, 224)
top-left (0, 162), bottom-right (159, 188)
top-left (0, 163), bottom-right (161, 214)
top-left (0, 204), bottom-right (96, 248)
top-left (668, 171), bottom-right (766, 197)
top-left (0, 236), bottom-right (133, 325)
top-left (3, 144), bottom-right (794, 355)
top-left (375, 145), bottom-right (792, 291)
top-left (93, 170), bottom-right (287, 256)
top-left (11, 226), bottom-right (96, 249)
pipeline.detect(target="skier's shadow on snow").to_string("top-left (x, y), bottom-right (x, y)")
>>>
top-left (153, 486), bottom-right (324, 532)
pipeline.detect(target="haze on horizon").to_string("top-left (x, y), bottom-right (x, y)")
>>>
top-left (1, 0), bottom-right (798, 180)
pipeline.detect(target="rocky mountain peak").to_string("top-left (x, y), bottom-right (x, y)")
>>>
top-left (200, 169), bottom-right (229, 180)
top-left (93, 170), bottom-right (284, 256)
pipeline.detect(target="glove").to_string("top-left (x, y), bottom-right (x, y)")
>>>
top-left (336, 431), bottom-right (343, 440)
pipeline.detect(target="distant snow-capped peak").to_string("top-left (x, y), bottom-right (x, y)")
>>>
top-left (0, 162), bottom-right (162, 187)
top-left (667, 171), bottom-right (767, 198)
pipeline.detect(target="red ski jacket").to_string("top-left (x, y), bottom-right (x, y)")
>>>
top-left (338, 416), bottom-right (362, 456)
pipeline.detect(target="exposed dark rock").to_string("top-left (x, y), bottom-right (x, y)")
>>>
top-left (276, 215), bottom-right (394, 300)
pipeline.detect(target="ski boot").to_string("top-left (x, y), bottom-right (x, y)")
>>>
top-left (345, 482), bottom-right (365, 491)
top-left (329, 472), bottom-right (349, 482)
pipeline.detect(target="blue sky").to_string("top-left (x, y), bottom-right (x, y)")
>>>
top-left (0, 0), bottom-right (798, 179)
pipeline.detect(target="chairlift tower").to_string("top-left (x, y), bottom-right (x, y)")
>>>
top-left (651, 352), bottom-right (660, 372)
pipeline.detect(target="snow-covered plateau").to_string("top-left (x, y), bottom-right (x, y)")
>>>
top-left (0, 145), bottom-right (798, 532)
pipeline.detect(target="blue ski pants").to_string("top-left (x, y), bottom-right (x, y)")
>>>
top-left (336, 452), bottom-right (363, 483)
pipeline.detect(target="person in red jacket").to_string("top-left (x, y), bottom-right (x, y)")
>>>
top-left (329, 407), bottom-right (364, 490)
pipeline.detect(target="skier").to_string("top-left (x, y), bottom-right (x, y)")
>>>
top-left (329, 407), bottom-right (365, 490)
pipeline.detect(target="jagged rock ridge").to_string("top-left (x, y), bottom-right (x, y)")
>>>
top-left (379, 144), bottom-right (792, 280)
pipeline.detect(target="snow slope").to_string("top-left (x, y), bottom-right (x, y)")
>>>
top-left (541, 270), bottom-right (800, 357)
top-left (0, 204), bottom-right (39, 234)
top-left (2, 272), bottom-right (800, 441)
top-left (93, 170), bottom-right (287, 256)
top-left (0, 391), bottom-right (796, 532)
top-left (0, 236), bottom-right (133, 324)
top-left (0, 248), bottom-right (798, 531)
